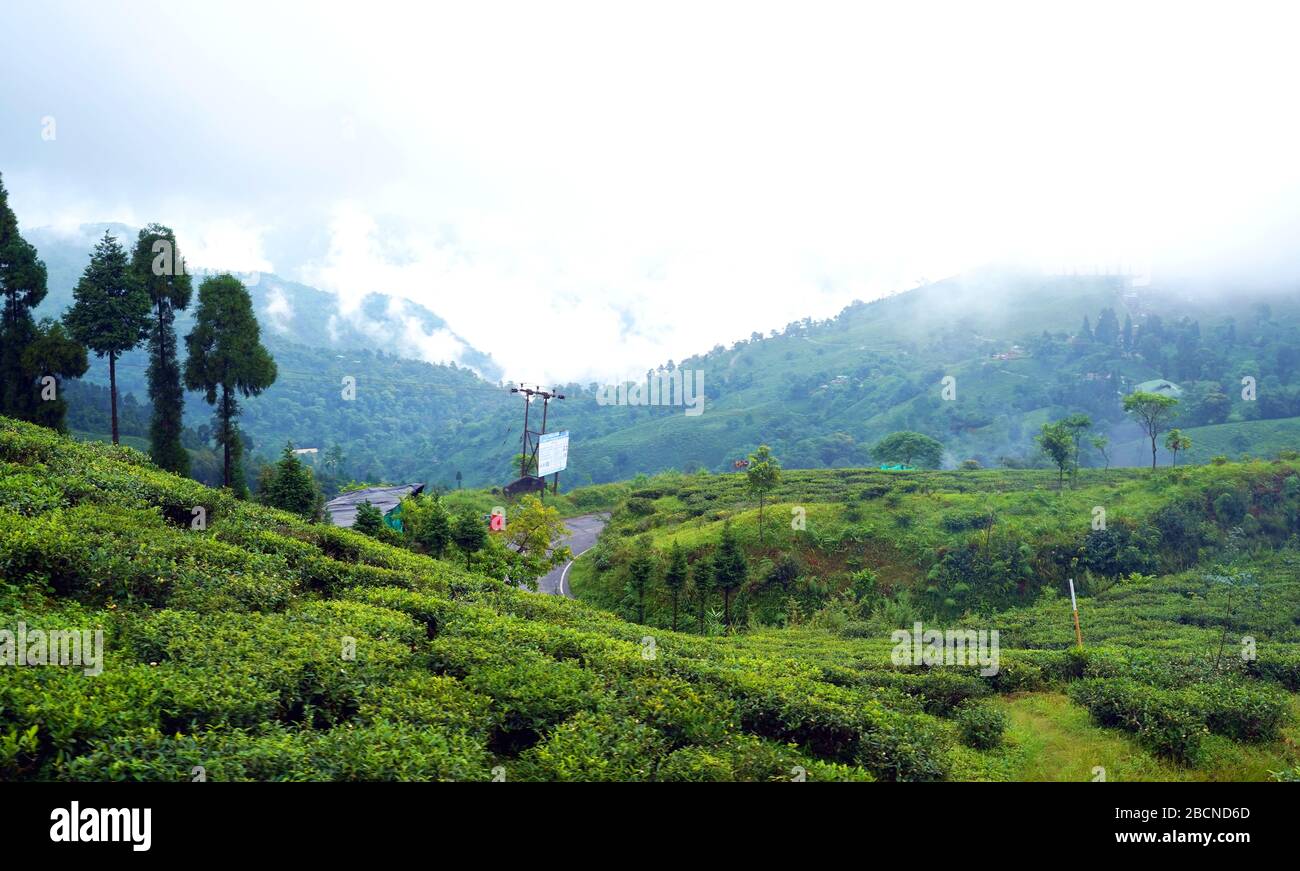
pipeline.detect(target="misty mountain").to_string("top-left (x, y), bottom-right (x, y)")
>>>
top-left (27, 223), bottom-right (503, 383)
top-left (39, 223), bottom-right (1300, 490)
top-left (429, 269), bottom-right (1300, 486)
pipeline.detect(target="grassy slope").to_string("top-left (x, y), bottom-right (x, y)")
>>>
top-left (1113, 416), bottom-right (1300, 467)
top-left (574, 461), bottom-right (1300, 618)
top-left (971, 693), bottom-right (1300, 782)
top-left (571, 462), bottom-right (1300, 779)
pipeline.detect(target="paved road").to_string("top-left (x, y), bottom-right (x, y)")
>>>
top-left (536, 513), bottom-right (609, 597)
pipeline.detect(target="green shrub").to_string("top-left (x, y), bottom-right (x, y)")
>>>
top-left (358, 673), bottom-right (494, 735)
top-left (722, 671), bottom-right (949, 781)
top-left (954, 702), bottom-right (1006, 749)
top-left (1068, 679), bottom-right (1205, 763)
top-left (1189, 681), bottom-right (1290, 743)
top-left (1248, 650), bottom-right (1300, 691)
top-left (625, 675), bottom-right (736, 746)
top-left (654, 734), bottom-right (874, 782)
top-left (513, 711), bottom-right (662, 781)
top-left (460, 657), bottom-right (601, 748)
top-left (982, 658), bottom-right (1045, 693)
top-left (63, 722), bottom-right (491, 782)
top-left (625, 497), bottom-right (655, 517)
top-left (839, 620), bottom-right (874, 639)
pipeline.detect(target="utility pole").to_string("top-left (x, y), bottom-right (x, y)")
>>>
top-left (509, 384), bottom-right (565, 493)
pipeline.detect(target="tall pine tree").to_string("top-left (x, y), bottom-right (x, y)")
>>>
top-left (0, 173), bottom-right (59, 424)
top-left (664, 542), bottom-right (688, 631)
top-left (184, 274), bottom-right (277, 496)
top-left (712, 522), bottom-right (748, 627)
top-left (132, 224), bottom-right (193, 474)
top-left (66, 231), bottom-right (151, 444)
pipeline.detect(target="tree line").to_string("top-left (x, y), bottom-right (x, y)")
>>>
top-left (1036, 391), bottom-right (1188, 487)
top-left (0, 172), bottom-right (275, 498)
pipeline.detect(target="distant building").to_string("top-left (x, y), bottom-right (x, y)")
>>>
top-left (324, 483), bottom-right (424, 529)
top-left (1133, 378), bottom-right (1183, 397)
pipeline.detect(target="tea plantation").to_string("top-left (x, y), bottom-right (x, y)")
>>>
top-left (570, 459), bottom-right (1300, 778)
top-left (2, 417), bottom-right (1298, 780)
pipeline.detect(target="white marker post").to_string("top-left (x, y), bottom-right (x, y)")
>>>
top-left (1068, 578), bottom-right (1083, 648)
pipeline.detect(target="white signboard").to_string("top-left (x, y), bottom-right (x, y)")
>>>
top-left (537, 431), bottom-right (570, 477)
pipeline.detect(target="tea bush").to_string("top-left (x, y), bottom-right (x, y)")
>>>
top-left (1068, 679), bottom-right (1206, 763)
top-left (954, 702), bottom-right (1007, 749)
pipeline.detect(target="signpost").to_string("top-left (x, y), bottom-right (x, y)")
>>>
top-left (1068, 578), bottom-right (1084, 648)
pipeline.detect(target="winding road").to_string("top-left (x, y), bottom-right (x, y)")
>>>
top-left (535, 513), bottom-right (609, 597)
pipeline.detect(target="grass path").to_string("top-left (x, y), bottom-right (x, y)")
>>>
top-left (952, 692), bottom-right (1300, 782)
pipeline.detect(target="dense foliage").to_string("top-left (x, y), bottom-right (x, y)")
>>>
top-left (0, 418), bottom-right (1295, 780)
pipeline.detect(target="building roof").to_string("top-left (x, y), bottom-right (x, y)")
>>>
top-left (324, 483), bottom-right (424, 528)
top-left (1133, 378), bottom-right (1183, 397)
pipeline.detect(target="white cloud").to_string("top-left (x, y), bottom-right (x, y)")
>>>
top-left (179, 220), bottom-right (274, 277)
top-left (262, 284), bottom-right (293, 334)
top-left (6, 0), bottom-right (1300, 381)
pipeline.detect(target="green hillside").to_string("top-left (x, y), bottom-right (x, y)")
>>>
top-left (33, 224), bottom-right (1300, 491)
top-left (1113, 416), bottom-right (1300, 467)
top-left (2, 417), bottom-right (1297, 781)
top-left (361, 270), bottom-right (1300, 485)
top-left (571, 459), bottom-right (1300, 625)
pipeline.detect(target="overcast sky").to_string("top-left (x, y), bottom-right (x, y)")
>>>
top-left (3, 1), bottom-right (1300, 383)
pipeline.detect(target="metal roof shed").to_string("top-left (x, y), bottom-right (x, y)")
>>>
top-left (324, 483), bottom-right (425, 528)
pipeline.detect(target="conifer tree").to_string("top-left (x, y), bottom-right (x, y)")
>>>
top-left (1, 173), bottom-right (69, 425)
top-left (627, 536), bottom-right (657, 624)
top-left (712, 522), bottom-right (748, 627)
top-left (260, 442), bottom-right (324, 520)
top-left (132, 224), bottom-right (193, 474)
top-left (692, 559), bottom-right (714, 633)
top-left (184, 274), bottom-right (277, 495)
top-left (66, 231), bottom-right (151, 444)
top-left (353, 501), bottom-right (384, 536)
top-left (663, 542), bottom-right (688, 631)
top-left (452, 509), bottom-right (488, 568)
